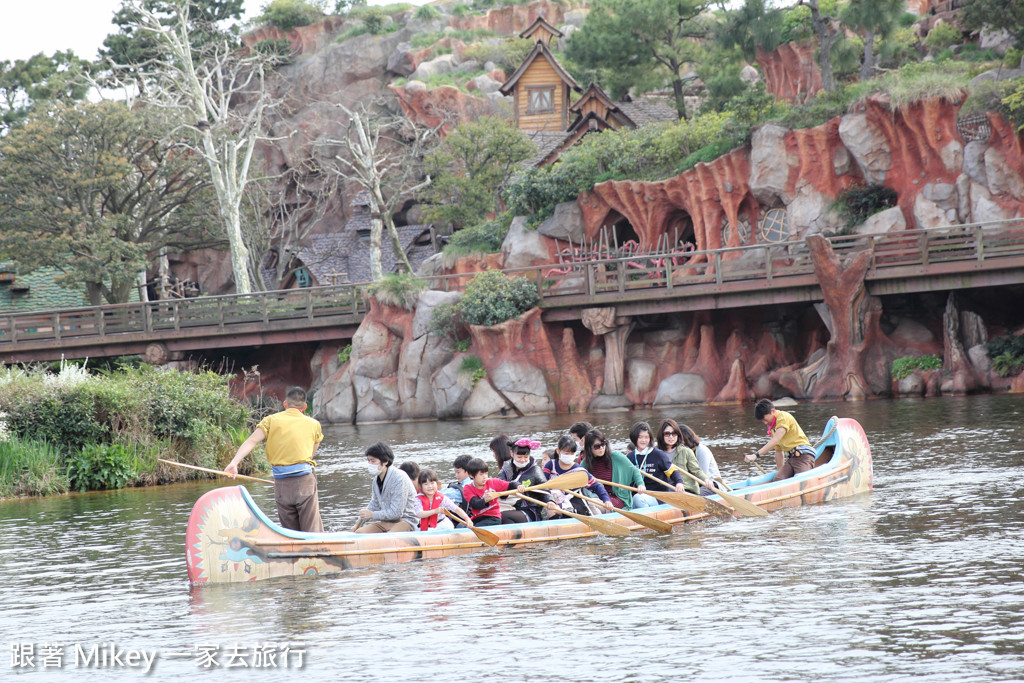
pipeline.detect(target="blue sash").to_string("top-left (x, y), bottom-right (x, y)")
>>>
top-left (272, 463), bottom-right (313, 479)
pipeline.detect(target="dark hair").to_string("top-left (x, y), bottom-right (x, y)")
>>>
top-left (656, 418), bottom-right (682, 452)
top-left (582, 429), bottom-right (607, 471)
top-left (285, 386), bottom-right (307, 405)
top-left (754, 399), bottom-right (775, 420)
top-left (453, 454), bottom-right (472, 471)
top-left (418, 469), bottom-right (440, 486)
top-left (489, 434), bottom-right (514, 466)
top-left (556, 434), bottom-right (577, 453)
top-left (629, 421), bottom-right (652, 447)
top-left (569, 421), bottom-right (593, 440)
top-left (678, 424), bottom-right (700, 450)
top-left (365, 441), bottom-right (395, 466)
top-left (398, 461), bottom-right (420, 482)
top-left (466, 457), bottom-right (489, 476)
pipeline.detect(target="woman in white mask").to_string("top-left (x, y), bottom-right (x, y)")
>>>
top-left (542, 435), bottom-right (615, 518)
top-left (496, 437), bottom-right (550, 523)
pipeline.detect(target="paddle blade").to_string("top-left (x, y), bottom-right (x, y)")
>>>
top-left (715, 490), bottom-right (768, 517)
top-left (471, 526), bottom-right (500, 546)
top-left (617, 507), bottom-right (673, 534)
top-left (515, 492), bottom-right (629, 537)
top-left (532, 469), bottom-right (589, 491)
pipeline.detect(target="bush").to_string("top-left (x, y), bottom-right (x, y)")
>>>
top-left (459, 270), bottom-right (539, 326)
top-left (442, 215), bottom-right (512, 261)
top-left (415, 4), bottom-right (441, 19)
top-left (0, 435), bottom-right (68, 498)
top-left (461, 37), bottom-right (534, 71)
top-left (258, 0), bottom-right (325, 31)
top-left (428, 301), bottom-right (469, 348)
top-left (869, 61), bottom-right (973, 112)
top-left (924, 22), bottom-right (962, 53)
top-left (451, 3), bottom-right (472, 18)
top-left (367, 273), bottom-right (427, 310)
top-left (986, 333), bottom-right (1024, 359)
top-left (254, 38), bottom-right (295, 64)
top-left (460, 355), bottom-right (487, 386)
top-left (338, 344), bottom-right (352, 364)
top-left (891, 354), bottom-right (942, 380)
top-left (831, 184), bottom-right (898, 232)
top-left (66, 442), bottom-right (139, 492)
top-left (362, 7), bottom-right (387, 34)
top-left (991, 352), bottom-right (1024, 377)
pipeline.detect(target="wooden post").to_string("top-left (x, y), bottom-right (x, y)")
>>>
top-left (975, 224), bottom-right (984, 262)
top-left (262, 293), bottom-right (269, 325)
top-left (306, 289), bottom-right (314, 321)
top-left (53, 313), bottom-right (60, 342)
top-left (217, 298), bottom-right (224, 332)
top-left (715, 251), bottom-right (723, 286)
top-left (143, 302), bottom-right (153, 335)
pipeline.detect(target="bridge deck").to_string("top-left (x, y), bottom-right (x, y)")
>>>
top-left (2, 221), bottom-right (1022, 362)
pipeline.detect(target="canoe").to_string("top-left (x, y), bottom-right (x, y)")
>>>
top-left (186, 416), bottom-right (872, 584)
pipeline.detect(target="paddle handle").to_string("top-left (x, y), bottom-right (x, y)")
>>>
top-left (159, 458), bottom-right (274, 485)
top-left (593, 477), bottom-right (640, 494)
top-left (352, 518), bottom-right (365, 532)
top-left (677, 469), bottom-right (708, 486)
top-left (515, 492), bottom-right (587, 522)
top-left (491, 470), bottom-right (586, 497)
top-left (639, 468), bottom-right (681, 491)
top-left (753, 461), bottom-right (767, 474)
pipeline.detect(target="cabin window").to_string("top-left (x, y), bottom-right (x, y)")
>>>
top-left (759, 207), bottom-right (789, 242)
top-left (527, 87), bottom-right (555, 114)
top-left (294, 267), bottom-right (313, 288)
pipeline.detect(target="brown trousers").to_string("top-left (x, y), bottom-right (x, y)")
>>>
top-left (773, 452), bottom-right (816, 481)
top-left (274, 473), bottom-right (323, 533)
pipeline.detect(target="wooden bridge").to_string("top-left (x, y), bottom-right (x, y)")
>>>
top-left (1, 220), bottom-right (1022, 363)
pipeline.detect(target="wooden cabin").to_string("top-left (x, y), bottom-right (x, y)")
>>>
top-left (499, 38), bottom-right (581, 132)
top-left (519, 15), bottom-right (562, 48)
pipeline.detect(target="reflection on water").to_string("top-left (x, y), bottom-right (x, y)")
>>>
top-left (1, 395), bottom-right (1023, 681)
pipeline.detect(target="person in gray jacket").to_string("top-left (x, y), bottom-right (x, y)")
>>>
top-left (356, 442), bottom-right (420, 533)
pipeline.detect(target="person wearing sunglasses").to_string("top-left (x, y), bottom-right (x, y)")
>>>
top-left (657, 418), bottom-right (714, 496)
top-left (582, 429), bottom-right (658, 509)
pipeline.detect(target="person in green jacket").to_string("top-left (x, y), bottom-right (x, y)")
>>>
top-left (581, 429), bottom-right (658, 509)
top-left (657, 418), bottom-right (714, 496)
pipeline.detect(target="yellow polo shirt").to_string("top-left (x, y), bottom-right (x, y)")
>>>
top-left (256, 408), bottom-right (323, 467)
top-left (772, 410), bottom-right (811, 452)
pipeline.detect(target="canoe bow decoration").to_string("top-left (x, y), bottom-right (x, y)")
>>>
top-left (186, 417), bottom-right (873, 585)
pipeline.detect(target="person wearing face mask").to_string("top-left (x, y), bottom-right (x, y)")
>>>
top-left (496, 438), bottom-right (550, 523)
top-left (626, 421), bottom-right (686, 494)
top-left (543, 435), bottom-right (614, 518)
top-left (657, 418), bottom-right (713, 496)
top-left (356, 442), bottom-right (420, 533)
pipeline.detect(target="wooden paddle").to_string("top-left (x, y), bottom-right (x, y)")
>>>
top-left (352, 518), bottom-right (365, 532)
top-left (514, 493), bottom-right (630, 537)
top-left (593, 477), bottom-right (714, 516)
top-left (753, 460), bottom-right (768, 475)
top-left (675, 469), bottom-right (768, 517)
top-left (443, 509), bottom-right (499, 547)
top-left (158, 458), bottom-right (274, 485)
top-left (564, 491), bottom-right (673, 534)
top-left (490, 469), bottom-right (589, 497)
top-left (636, 470), bottom-right (735, 518)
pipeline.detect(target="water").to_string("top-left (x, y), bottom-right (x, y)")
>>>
top-left (2, 396), bottom-right (1023, 681)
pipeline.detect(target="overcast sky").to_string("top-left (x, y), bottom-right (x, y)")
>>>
top-left (0, 0), bottom-right (428, 64)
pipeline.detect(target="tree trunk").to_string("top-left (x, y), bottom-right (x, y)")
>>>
top-left (671, 72), bottom-right (687, 120)
top-left (369, 215), bottom-right (384, 281)
top-left (860, 28), bottom-right (876, 81)
top-left (806, 1), bottom-right (836, 92)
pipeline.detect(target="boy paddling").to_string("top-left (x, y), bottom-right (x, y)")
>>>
top-left (745, 398), bottom-right (816, 481)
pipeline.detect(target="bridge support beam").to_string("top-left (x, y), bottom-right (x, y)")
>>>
top-left (582, 307), bottom-right (634, 396)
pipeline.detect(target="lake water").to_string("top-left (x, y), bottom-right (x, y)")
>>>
top-left (2, 396), bottom-right (1023, 681)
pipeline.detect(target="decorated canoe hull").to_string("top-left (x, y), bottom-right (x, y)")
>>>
top-left (186, 416), bottom-right (872, 584)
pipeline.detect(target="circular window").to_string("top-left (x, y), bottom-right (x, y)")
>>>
top-left (759, 207), bottom-right (789, 242)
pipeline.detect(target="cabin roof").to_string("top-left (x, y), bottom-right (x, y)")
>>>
top-left (499, 41), bottom-right (582, 96)
top-left (519, 16), bottom-right (564, 41)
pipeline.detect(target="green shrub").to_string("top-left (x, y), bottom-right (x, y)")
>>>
top-left (461, 37), bottom-right (534, 71)
top-left (451, 3), bottom-right (472, 18)
top-left (455, 338), bottom-right (472, 352)
top-left (991, 352), bottom-right (1024, 377)
top-left (336, 25), bottom-right (368, 41)
top-left (869, 61), bottom-right (973, 111)
top-left (258, 0), bottom-right (325, 31)
top-left (338, 343), bottom-right (352, 364)
top-left (924, 22), bottom-right (962, 53)
top-left (999, 76), bottom-right (1024, 131)
top-left (831, 184), bottom-right (898, 231)
top-left (459, 270), bottom-right (539, 326)
top-left (891, 354), bottom-right (942, 380)
top-left (442, 215), bottom-right (511, 261)
top-left (415, 4), bottom-right (441, 19)
top-left (66, 442), bottom-right (139, 492)
top-left (367, 273), bottom-right (427, 310)
top-left (0, 435), bottom-right (68, 498)
top-left (362, 7), bottom-right (387, 34)
top-left (460, 355), bottom-right (487, 386)
top-left (254, 38), bottom-right (295, 63)
top-left (428, 301), bottom-right (469, 348)
top-left (986, 333), bottom-right (1024, 359)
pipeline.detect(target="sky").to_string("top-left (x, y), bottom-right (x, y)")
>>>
top-left (0, 0), bottom-right (428, 64)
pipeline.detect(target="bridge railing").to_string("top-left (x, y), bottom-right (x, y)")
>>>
top-left (0, 284), bottom-right (366, 344)
top-left (1, 219), bottom-right (1022, 347)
